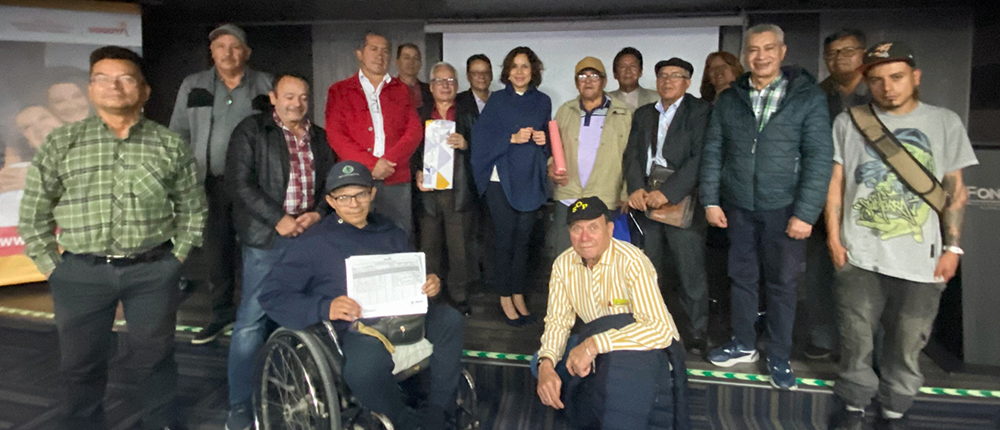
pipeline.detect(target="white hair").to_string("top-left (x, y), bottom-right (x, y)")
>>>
top-left (430, 61), bottom-right (456, 77)
top-left (742, 24), bottom-right (785, 54)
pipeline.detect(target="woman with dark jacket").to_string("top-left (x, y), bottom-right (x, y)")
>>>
top-left (471, 47), bottom-right (551, 326)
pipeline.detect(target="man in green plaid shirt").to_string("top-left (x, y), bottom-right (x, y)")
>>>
top-left (17, 46), bottom-right (206, 430)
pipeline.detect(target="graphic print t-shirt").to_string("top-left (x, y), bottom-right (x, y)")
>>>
top-left (832, 103), bottom-right (978, 283)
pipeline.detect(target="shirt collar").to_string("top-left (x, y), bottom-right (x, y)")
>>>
top-left (578, 94), bottom-right (611, 114)
top-left (749, 74), bottom-right (784, 92)
top-left (574, 238), bottom-right (617, 268)
top-left (430, 104), bottom-right (457, 121)
top-left (272, 110), bottom-right (311, 134)
top-left (359, 69), bottom-right (391, 86)
top-left (654, 95), bottom-right (684, 114)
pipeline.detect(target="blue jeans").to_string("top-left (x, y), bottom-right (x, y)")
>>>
top-left (726, 206), bottom-right (806, 361)
top-left (228, 237), bottom-right (291, 406)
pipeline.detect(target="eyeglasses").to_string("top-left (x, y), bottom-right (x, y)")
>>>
top-left (468, 71), bottom-right (491, 78)
top-left (825, 46), bottom-right (864, 59)
top-left (430, 78), bottom-right (457, 86)
top-left (656, 73), bottom-right (690, 81)
top-left (91, 74), bottom-right (139, 88)
top-left (576, 74), bottom-right (603, 82)
top-left (331, 190), bottom-right (372, 204)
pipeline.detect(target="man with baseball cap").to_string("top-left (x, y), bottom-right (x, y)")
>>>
top-left (548, 57), bottom-right (633, 252)
top-left (258, 161), bottom-right (465, 430)
top-left (827, 42), bottom-right (977, 430)
top-left (169, 23), bottom-right (274, 346)
top-left (535, 196), bottom-right (689, 428)
top-left (623, 57), bottom-right (712, 355)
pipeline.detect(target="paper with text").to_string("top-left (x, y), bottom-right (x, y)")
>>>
top-left (346, 252), bottom-right (428, 318)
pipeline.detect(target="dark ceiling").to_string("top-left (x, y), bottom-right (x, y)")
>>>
top-left (130, 0), bottom-right (979, 24)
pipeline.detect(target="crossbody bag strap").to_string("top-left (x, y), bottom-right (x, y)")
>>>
top-left (848, 104), bottom-right (948, 214)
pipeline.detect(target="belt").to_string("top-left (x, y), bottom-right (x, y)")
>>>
top-left (71, 242), bottom-right (173, 267)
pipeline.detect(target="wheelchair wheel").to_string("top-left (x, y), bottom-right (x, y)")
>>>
top-left (455, 369), bottom-right (479, 429)
top-left (258, 328), bottom-right (341, 430)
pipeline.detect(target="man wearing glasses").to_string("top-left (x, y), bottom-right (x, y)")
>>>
top-left (548, 57), bottom-right (632, 253)
top-left (19, 46), bottom-right (206, 429)
top-left (259, 160), bottom-right (464, 430)
top-left (622, 58), bottom-right (712, 356)
top-left (700, 24), bottom-right (833, 390)
top-left (413, 62), bottom-right (477, 315)
top-left (803, 29), bottom-right (873, 362)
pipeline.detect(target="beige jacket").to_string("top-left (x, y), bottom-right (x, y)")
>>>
top-left (608, 86), bottom-right (660, 111)
top-left (551, 95), bottom-right (632, 208)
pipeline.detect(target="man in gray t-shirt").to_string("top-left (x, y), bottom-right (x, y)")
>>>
top-left (826, 42), bottom-right (977, 429)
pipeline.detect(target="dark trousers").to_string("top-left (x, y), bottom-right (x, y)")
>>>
top-left (49, 252), bottom-right (182, 429)
top-left (639, 212), bottom-right (710, 337)
top-left (803, 225), bottom-right (838, 351)
top-left (340, 303), bottom-right (465, 430)
top-left (726, 206), bottom-right (806, 361)
top-left (833, 264), bottom-right (944, 414)
top-left (483, 182), bottom-right (536, 296)
top-left (204, 175), bottom-right (240, 323)
top-left (418, 190), bottom-right (473, 303)
top-left (373, 181), bottom-right (414, 236)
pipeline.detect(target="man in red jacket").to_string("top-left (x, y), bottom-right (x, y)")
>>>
top-left (325, 31), bottom-right (422, 234)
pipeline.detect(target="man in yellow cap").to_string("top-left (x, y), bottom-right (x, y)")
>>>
top-left (548, 56), bottom-right (633, 252)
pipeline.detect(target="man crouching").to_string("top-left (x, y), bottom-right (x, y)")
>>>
top-left (535, 196), bottom-right (690, 429)
top-left (258, 160), bottom-right (464, 430)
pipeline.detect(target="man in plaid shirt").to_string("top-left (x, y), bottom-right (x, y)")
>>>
top-left (18, 46), bottom-right (206, 429)
top-left (700, 24), bottom-right (833, 390)
top-left (222, 73), bottom-right (335, 429)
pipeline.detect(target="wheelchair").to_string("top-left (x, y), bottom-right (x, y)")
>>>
top-left (256, 320), bottom-right (479, 430)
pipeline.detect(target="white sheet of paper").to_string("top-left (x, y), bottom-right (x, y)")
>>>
top-left (422, 119), bottom-right (456, 190)
top-left (345, 252), bottom-right (428, 318)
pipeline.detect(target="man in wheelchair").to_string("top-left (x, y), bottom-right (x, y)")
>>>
top-left (259, 160), bottom-right (465, 430)
top-left (534, 197), bottom-right (691, 429)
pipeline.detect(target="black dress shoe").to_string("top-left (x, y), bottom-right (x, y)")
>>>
top-left (504, 316), bottom-right (525, 327)
top-left (518, 314), bottom-right (537, 325)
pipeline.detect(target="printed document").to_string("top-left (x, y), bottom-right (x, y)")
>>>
top-left (346, 252), bottom-right (428, 318)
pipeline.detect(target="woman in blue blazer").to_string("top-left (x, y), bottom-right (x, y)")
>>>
top-left (471, 47), bottom-right (551, 326)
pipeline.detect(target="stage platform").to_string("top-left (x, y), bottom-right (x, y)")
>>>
top-left (1, 278), bottom-right (999, 429)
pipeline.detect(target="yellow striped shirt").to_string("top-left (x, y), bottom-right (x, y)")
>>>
top-left (538, 238), bottom-right (680, 364)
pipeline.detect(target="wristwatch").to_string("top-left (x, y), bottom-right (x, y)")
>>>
top-left (944, 245), bottom-right (965, 255)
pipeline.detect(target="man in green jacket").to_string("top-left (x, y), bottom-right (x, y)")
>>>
top-left (700, 24), bottom-right (833, 390)
top-left (548, 57), bottom-right (632, 252)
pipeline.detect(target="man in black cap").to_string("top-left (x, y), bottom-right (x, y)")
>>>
top-left (827, 42), bottom-right (977, 430)
top-left (170, 23), bottom-right (274, 346)
top-left (221, 73), bottom-right (335, 430)
top-left (258, 160), bottom-right (465, 430)
top-left (535, 196), bottom-right (688, 429)
top-left (622, 57), bottom-right (712, 355)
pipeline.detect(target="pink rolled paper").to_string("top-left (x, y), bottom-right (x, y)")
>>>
top-left (547, 120), bottom-right (567, 175)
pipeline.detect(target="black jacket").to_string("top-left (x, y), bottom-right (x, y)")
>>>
top-left (412, 101), bottom-right (479, 215)
top-left (225, 112), bottom-right (336, 248)
top-left (455, 90), bottom-right (482, 122)
top-left (623, 94), bottom-right (712, 204)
